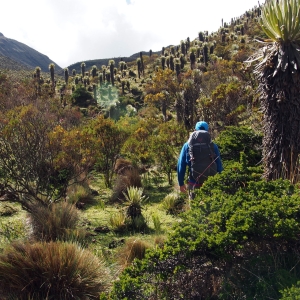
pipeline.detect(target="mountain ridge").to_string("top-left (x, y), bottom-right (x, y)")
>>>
top-left (0, 32), bottom-right (62, 72)
top-left (0, 31), bottom-right (165, 75)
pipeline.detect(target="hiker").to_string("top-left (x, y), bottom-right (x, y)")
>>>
top-left (177, 121), bottom-right (223, 198)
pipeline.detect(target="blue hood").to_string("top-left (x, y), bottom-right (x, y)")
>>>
top-left (195, 121), bottom-right (209, 131)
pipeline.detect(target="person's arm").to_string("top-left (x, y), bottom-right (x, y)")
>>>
top-left (177, 143), bottom-right (189, 191)
top-left (213, 143), bottom-right (224, 173)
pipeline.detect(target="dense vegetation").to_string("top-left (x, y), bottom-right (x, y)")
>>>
top-left (0, 0), bottom-right (300, 299)
top-left (110, 167), bottom-right (300, 299)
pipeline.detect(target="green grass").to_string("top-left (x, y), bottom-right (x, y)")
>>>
top-left (0, 203), bottom-right (27, 252)
top-left (80, 188), bottom-right (179, 248)
top-left (79, 172), bottom-right (182, 264)
top-left (0, 171), bottom-right (183, 287)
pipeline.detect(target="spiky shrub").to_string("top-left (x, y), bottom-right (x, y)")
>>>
top-left (175, 58), bottom-right (181, 77)
top-left (123, 187), bottom-right (147, 219)
top-left (29, 201), bottom-right (85, 242)
top-left (161, 56), bottom-right (166, 70)
top-left (118, 187), bottom-right (148, 232)
top-left (203, 42), bottom-right (209, 65)
top-left (246, 0), bottom-right (300, 182)
top-left (136, 58), bottom-right (142, 78)
top-left (64, 67), bottom-right (69, 84)
top-left (0, 241), bottom-right (110, 300)
top-left (198, 31), bottom-right (204, 42)
top-left (121, 80), bottom-right (126, 94)
top-left (81, 62), bottom-right (86, 78)
top-left (91, 65), bottom-right (97, 78)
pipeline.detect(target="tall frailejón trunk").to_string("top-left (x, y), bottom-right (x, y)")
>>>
top-left (260, 50), bottom-right (300, 182)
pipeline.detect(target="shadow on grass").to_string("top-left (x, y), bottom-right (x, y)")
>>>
top-left (144, 185), bottom-right (175, 204)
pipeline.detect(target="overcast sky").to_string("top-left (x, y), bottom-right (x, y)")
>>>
top-left (1, 0), bottom-right (262, 68)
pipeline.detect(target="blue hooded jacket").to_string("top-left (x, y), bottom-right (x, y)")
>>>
top-left (177, 121), bottom-right (223, 186)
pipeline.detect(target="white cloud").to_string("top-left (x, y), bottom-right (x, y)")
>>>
top-left (1, 0), bottom-right (262, 68)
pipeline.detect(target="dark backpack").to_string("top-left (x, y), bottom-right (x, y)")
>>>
top-left (188, 130), bottom-right (217, 184)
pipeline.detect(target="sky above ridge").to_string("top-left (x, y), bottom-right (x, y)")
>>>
top-left (1, 0), bottom-right (262, 68)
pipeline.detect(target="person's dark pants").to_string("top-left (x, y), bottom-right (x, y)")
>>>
top-left (188, 182), bottom-right (202, 200)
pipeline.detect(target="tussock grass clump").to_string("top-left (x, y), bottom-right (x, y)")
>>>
top-left (109, 211), bottom-right (127, 233)
top-left (0, 241), bottom-right (111, 300)
top-left (114, 157), bottom-right (134, 175)
top-left (154, 235), bottom-right (165, 249)
top-left (111, 168), bottom-right (142, 202)
top-left (117, 238), bottom-right (151, 269)
top-left (29, 201), bottom-right (85, 242)
top-left (66, 182), bottom-right (95, 207)
top-left (161, 192), bottom-right (185, 215)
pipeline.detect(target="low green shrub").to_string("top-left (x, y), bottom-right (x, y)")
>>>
top-left (71, 85), bottom-right (94, 107)
top-left (280, 282), bottom-right (300, 299)
top-left (0, 241), bottom-right (111, 299)
top-left (109, 163), bottom-right (300, 299)
top-left (214, 125), bottom-right (262, 166)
